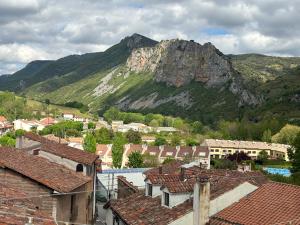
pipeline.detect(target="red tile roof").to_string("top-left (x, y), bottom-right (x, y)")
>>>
top-left (144, 146), bottom-right (160, 156)
top-left (110, 166), bottom-right (268, 225)
top-left (126, 144), bottom-right (144, 156)
top-left (0, 147), bottom-right (91, 193)
top-left (160, 146), bottom-right (177, 158)
top-left (24, 132), bottom-right (98, 165)
top-left (0, 116), bottom-right (7, 123)
top-left (194, 146), bottom-right (209, 158)
top-left (144, 161), bottom-right (184, 175)
top-left (0, 184), bottom-right (56, 225)
top-left (210, 182), bottom-right (300, 225)
top-left (39, 117), bottom-right (55, 126)
top-left (96, 144), bottom-right (111, 157)
top-left (177, 146), bottom-right (193, 158)
top-left (108, 192), bottom-right (193, 225)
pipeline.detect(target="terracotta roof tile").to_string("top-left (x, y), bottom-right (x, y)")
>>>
top-left (144, 161), bottom-right (184, 175)
top-left (109, 192), bottom-right (193, 225)
top-left (144, 146), bottom-right (160, 156)
top-left (160, 146), bottom-right (177, 158)
top-left (177, 146), bottom-right (193, 158)
top-left (210, 182), bottom-right (300, 225)
top-left (194, 146), bottom-right (209, 158)
top-left (24, 132), bottom-right (98, 165)
top-left (0, 147), bottom-right (91, 193)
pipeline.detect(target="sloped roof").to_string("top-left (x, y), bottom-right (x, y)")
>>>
top-left (0, 184), bottom-right (56, 225)
top-left (24, 132), bottom-right (98, 165)
top-left (160, 146), bottom-right (177, 158)
top-left (110, 167), bottom-right (268, 225)
top-left (0, 116), bottom-right (7, 122)
top-left (0, 147), bottom-right (91, 193)
top-left (210, 182), bottom-right (300, 225)
top-left (109, 192), bottom-right (193, 225)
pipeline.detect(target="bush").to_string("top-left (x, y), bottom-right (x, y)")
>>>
top-left (212, 159), bottom-right (237, 170)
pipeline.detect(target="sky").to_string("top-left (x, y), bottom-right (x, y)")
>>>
top-left (0, 0), bottom-right (299, 74)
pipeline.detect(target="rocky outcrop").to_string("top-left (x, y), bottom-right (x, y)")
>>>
top-left (127, 39), bottom-right (232, 87)
top-left (126, 39), bottom-right (261, 106)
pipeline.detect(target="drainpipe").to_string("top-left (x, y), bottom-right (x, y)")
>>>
top-left (193, 176), bottom-right (210, 225)
top-left (93, 164), bottom-right (97, 221)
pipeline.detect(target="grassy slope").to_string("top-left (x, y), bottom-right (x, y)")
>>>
top-left (231, 54), bottom-right (300, 124)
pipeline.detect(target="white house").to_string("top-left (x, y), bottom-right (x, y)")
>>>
top-left (13, 119), bottom-right (45, 132)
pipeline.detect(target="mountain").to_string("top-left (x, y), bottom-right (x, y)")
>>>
top-left (1, 34), bottom-right (299, 124)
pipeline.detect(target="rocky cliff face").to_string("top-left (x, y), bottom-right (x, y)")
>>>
top-left (126, 39), bottom-right (261, 105)
top-left (127, 39), bottom-right (232, 87)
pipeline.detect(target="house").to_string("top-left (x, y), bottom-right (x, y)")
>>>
top-left (39, 117), bottom-right (57, 126)
top-left (97, 144), bottom-right (210, 169)
top-left (142, 135), bottom-right (156, 143)
top-left (13, 119), bottom-right (45, 131)
top-left (154, 126), bottom-right (177, 133)
top-left (97, 144), bottom-right (113, 169)
top-left (63, 112), bottom-right (75, 120)
top-left (104, 165), bottom-right (268, 225)
top-left (202, 139), bottom-right (290, 161)
top-left (0, 184), bottom-right (56, 225)
top-left (0, 116), bottom-right (12, 136)
top-left (0, 147), bottom-right (93, 224)
top-left (16, 132), bottom-right (100, 220)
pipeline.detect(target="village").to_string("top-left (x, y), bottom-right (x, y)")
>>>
top-left (0, 110), bottom-right (299, 225)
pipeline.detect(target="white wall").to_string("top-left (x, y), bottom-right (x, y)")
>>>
top-left (209, 182), bottom-right (258, 216)
top-left (161, 188), bottom-right (191, 208)
top-left (39, 150), bottom-right (89, 175)
top-left (168, 212), bottom-right (193, 225)
top-left (145, 180), bottom-right (161, 197)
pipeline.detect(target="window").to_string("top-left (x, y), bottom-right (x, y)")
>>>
top-left (210, 149), bottom-right (214, 152)
top-left (164, 192), bottom-right (170, 207)
top-left (223, 150), bottom-right (227, 153)
top-left (228, 150), bottom-right (232, 153)
top-left (113, 215), bottom-right (120, 225)
top-left (252, 151), bottom-right (256, 154)
top-left (247, 151), bottom-right (251, 154)
top-left (215, 149), bottom-right (219, 152)
top-left (76, 164), bottom-right (83, 172)
top-left (147, 184), bottom-right (153, 196)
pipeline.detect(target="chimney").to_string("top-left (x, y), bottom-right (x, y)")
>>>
top-left (158, 166), bottom-right (163, 174)
top-left (16, 136), bottom-right (24, 149)
top-left (180, 167), bottom-right (185, 181)
top-left (193, 176), bottom-right (210, 225)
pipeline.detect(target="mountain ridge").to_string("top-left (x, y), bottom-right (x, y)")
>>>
top-left (0, 33), bottom-right (299, 124)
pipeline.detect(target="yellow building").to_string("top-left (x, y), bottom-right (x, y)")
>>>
top-left (201, 139), bottom-right (290, 161)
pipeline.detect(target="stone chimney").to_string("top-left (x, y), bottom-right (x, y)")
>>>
top-left (158, 166), bottom-right (163, 174)
top-left (193, 176), bottom-right (210, 225)
top-left (180, 167), bottom-right (185, 181)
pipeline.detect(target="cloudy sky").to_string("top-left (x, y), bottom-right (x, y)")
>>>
top-left (0, 0), bottom-right (299, 74)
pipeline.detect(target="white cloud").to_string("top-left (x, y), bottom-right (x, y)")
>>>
top-left (0, 0), bottom-right (300, 74)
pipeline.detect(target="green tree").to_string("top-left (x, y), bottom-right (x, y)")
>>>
top-left (170, 135), bottom-right (181, 146)
top-left (257, 150), bottom-right (269, 164)
top-left (126, 129), bottom-right (142, 144)
top-left (0, 135), bottom-right (16, 147)
top-left (262, 129), bottom-right (272, 142)
top-left (112, 133), bottom-right (126, 168)
top-left (128, 151), bottom-right (144, 168)
top-left (191, 121), bottom-right (203, 134)
top-left (103, 107), bottom-right (120, 123)
top-left (88, 122), bottom-right (96, 130)
top-left (272, 124), bottom-right (300, 144)
top-left (83, 133), bottom-right (96, 153)
top-left (288, 132), bottom-right (300, 173)
top-left (154, 136), bottom-right (167, 146)
top-left (95, 128), bottom-right (114, 144)
top-left (143, 153), bottom-right (159, 167)
top-left (163, 157), bottom-right (176, 164)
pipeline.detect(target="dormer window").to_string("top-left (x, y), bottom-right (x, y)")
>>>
top-left (164, 192), bottom-right (170, 207)
top-left (147, 183), bottom-right (153, 196)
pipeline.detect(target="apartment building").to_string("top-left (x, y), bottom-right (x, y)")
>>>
top-left (201, 139), bottom-right (290, 161)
